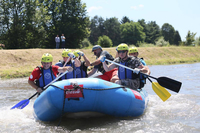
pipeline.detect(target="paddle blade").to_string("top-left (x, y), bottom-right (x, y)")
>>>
top-left (152, 82), bottom-right (171, 102)
top-left (10, 99), bottom-right (30, 109)
top-left (157, 77), bottom-right (182, 93)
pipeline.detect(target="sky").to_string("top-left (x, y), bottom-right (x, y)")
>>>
top-left (82, 0), bottom-right (200, 41)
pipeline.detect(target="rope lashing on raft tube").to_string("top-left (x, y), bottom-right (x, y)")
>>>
top-left (49, 84), bottom-right (141, 92)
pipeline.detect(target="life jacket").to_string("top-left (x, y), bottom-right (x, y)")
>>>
top-left (118, 58), bottom-right (139, 80)
top-left (140, 58), bottom-right (146, 66)
top-left (36, 66), bottom-right (56, 89)
top-left (139, 57), bottom-right (147, 89)
top-left (59, 60), bottom-right (76, 79)
top-left (76, 61), bottom-right (88, 78)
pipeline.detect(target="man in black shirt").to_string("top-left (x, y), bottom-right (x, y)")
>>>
top-left (88, 45), bottom-right (117, 81)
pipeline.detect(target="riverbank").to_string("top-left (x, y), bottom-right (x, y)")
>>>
top-left (0, 46), bottom-right (200, 79)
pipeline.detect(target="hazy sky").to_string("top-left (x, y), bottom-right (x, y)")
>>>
top-left (82, 0), bottom-right (200, 41)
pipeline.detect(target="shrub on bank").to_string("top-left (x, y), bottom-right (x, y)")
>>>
top-left (155, 37), bottom-right (170, 47)
top-left (97, 35), bottom-right (113, 47)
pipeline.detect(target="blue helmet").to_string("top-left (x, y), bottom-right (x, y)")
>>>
top-left (92, 45), bottom-right (102, 52)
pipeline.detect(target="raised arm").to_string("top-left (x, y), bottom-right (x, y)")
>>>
top-left (78, 51), bottom-right (90, 67)
top-left (100, 56), bottom-right (117, 72)
top-left (73, 58), bottom-right (81, 67)
top-left (68, 52), bottom-right (81, 67)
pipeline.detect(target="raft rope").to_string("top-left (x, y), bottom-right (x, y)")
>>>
top-left (50, 84), bottom-right (128, 91)
top-left (57, 89), bottom-right (67, 127)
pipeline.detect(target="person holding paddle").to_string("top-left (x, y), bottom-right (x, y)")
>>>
top-left (55, 49), bottom-right (81, 80)
top-left (100, 43), bottom-right (149, 89)
top-left (28, 53), bottom-right (73, 94)
top-left (73, 50), bottom-right (90, 78)
top-left (88, 45), bottom-right (117, 81)
top-left (111, 46), bottom-right (150, 85)
top-left (128, 47), bottom-right (150, 88)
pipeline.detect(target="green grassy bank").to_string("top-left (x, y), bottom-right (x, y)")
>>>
top-left (0, 46), bottom-right (200, 79)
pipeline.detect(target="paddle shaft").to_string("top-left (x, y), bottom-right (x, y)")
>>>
top-left (11, 68), bottom-right (69, 110)
top-left (28, 70), bottom-right (69, 100)
top-left (43, 69), bottom-right (69, 90)
top-left (57, 57), bottom-right (70, 77)
top-left (105, 59), bottom-right (147, 76)
top-left (106, 58), bottom-right (165, 80)
top-left (105, 59), bottom-right (182, 93)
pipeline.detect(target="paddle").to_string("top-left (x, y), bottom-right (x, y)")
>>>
top-left (105, 59), bottom-right (182, 93)
top-left (57, 57), bottom-right (70, 77)
top-left (104, 58), bottom-right (171, 101)
top-left (11, 70), bottom-right (69, 109)
top-left (148, 76), bottom-right (181, 93)
top-left (147, 77), bottom-right (171, 102)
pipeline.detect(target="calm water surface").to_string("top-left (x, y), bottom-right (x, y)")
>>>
top-left (0, 63), bottom-right (200, 133)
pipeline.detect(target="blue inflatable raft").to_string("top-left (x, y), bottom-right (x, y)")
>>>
top-left (33, 78), bottom-right (148, 121)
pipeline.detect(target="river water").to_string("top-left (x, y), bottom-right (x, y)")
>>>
top-left (0, 63), bottom-right (200, 133)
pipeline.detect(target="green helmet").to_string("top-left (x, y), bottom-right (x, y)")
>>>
top-left (73, 50), bottom-right (81, 57)
top-left (129, 47), bottom-right (138, 53)
top-left (62, 49), bottom-right (72, 57)
top-left (41, 53), bottom-right (53, 62)
top-left (117, 43), bottom-right (129, 51)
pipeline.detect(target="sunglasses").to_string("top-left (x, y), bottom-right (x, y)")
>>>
top-left (118, 50), bottom-right (126, 53)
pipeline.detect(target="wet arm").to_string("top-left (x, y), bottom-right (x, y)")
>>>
top-left (74, 58), bottom-right (81, 67)
top-left (28, 80), bottom-right (38, 90)
top-left (138, 65), bottom-right (150, 75)
top-left (87, 68), bottom-right (97, 77)
top-left (58, 66), bottom-right (73, 73)
top-left (83, 55), bottom-right (90, 67)
top-left (102, 62), bottom-right (116, 72)
top-left (90, 57), bottom-right (101, 66)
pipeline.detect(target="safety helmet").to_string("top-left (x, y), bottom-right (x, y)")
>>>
top-left (41, 53), bottom-right (53, 62)
top-left (73, 50), bottom-right (81, 57)
top-left (62, 49), bottom-right (72, 57)
top-left (117, 43), bottom-right (129, 51)
top-left (92, 45), bottom-right (102, 52)
top-left (129, 47), bottom-right (138, 53)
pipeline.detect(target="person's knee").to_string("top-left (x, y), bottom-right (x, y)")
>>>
top-left (115, 80), bottom-right (120, 84)
top-left (110, 78), bottom-right (115, 83)
top-left (110, 75), bottom-right (119, 83)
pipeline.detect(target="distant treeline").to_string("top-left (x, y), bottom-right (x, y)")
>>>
top-left (0, 0), bottom-right (199, 49)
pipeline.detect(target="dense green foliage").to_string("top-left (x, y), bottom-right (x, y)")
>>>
top-left (161, 23), bottom-right (176, 45)
top-left (97, 35), bottom-right (113, 47)
top-left (185, 31), bottom-right (196, 46)
top-left (81, 38), bottom-right (92, 48)
top-left (120, 22), bottom-right (145, 46)
top-left (0, 1), bottom-right (199, 49)
top-left (0, 0), bottom-right (90, 49)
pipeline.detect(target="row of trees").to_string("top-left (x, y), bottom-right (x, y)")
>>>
top-left (0, 0), bottom-right (199, 49)
top-left (90, 16), bottom-right (199, 47)
top-left (0, 0), bottom-right (90, 49)
top-left (89, 16), bottom-right (182, 47)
